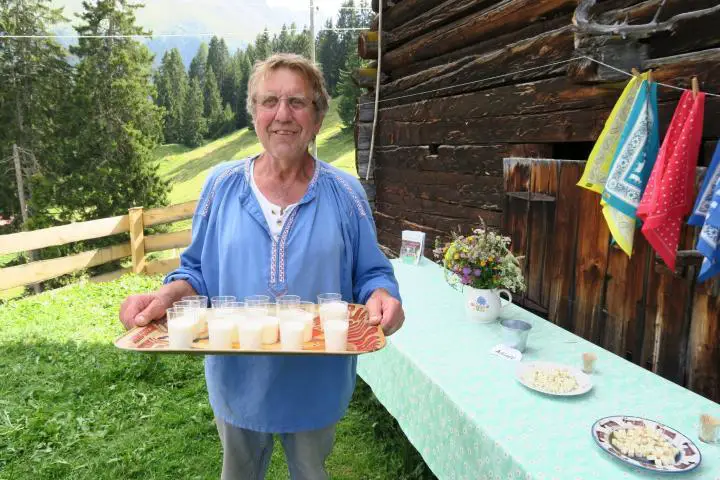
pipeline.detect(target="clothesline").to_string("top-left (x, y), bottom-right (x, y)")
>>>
top-left (358, 55), bottom-right (720, 106)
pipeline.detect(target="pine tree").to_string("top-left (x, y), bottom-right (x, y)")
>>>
top-left (316, 19), bottom-right (341, 95)
top-left (61, 0), bottom-right (167, 221)
top-left (273, 24), bottom-right (291, 53)
top-left (291, 27), bottom-right (312, 58)
top-left (0, 0), bottom-right (72, 231)
top-left (188, 42), bottom-right (208, 86)
top-left (235, 53), bottom-right (252, 129)
top-left (207, 36), bottom-right (231, 108)
top-left (182, 78), bottom-right (207, 147)
top-left (254, 29), bottom-right (272, 62)
top-left (337, 48), bottom-right (364, 130)
top-left (154, 48), bottom-right (188, 144)
top-left (203, 66), bottom-right (223, 138)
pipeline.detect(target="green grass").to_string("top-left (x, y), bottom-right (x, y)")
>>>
top-left (155, 98), bottom-right (356, 206)
top-left (0, 275), bottom-right (435, 480)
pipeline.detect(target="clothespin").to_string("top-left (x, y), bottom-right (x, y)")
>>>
top-left (691, 76), bottom-right (699, 98)
top-left (631, 68), bottom-right (640, 77)
top-left (647, 69), bottom-right (653, 84)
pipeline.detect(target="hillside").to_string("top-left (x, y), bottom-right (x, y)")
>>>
top-left (155, 99), bottom-right (355, 204)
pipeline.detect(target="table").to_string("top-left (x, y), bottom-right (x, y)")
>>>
top-left (357, 258), bottom-right (720, 480)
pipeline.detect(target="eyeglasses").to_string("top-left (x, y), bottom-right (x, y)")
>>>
top-left (255, 94), bottom-right (314, 112)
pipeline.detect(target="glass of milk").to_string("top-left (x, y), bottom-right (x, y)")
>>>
top-left (166, 307), bottom-right (196, 349)
top-left (182, 295), bottom-right (209, 333)
top-left (245, 295), bottom-right (270, 319)
top-left (279, 319), bottom-right (305, 351)
top-left (207, 316), bottom-right (235, 350)
top-left (297, 301), bottom-right (316, 343)
top-left (324, 319), bottom-right (349, 352)
top-left (260, 316), bottom-right (279, 345)
top-left (318, 300), bottom-right (348, 331)
top-left (238, 318), bottom-right (263, 350)
top-left (276, 295), bottom-right (301, 316)
top-left (211, 296), bottom-right (236, 309)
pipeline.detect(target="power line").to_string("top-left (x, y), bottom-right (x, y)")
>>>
top-left (0, 27), bottom-right (371, 40)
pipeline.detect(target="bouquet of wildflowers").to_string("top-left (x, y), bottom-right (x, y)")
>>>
top-left (432, 224), bottom-right (525, 292)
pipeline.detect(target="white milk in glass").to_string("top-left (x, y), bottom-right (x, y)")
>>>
top-left (280, 320), bottom-right (304, 351)
top-left (319, 302), bottom-right (347, 330)
top-left (324, 319), bottom-right (349, 352)
top-left (261, 316), bottom-right (279, 344)
top-left (238, 321), bottom-right (263, 350)
top-left (300, 312), bottom-right (314, 342)
top-left (168, 317), bottom-right (196, 349)
top-left (208, 318), bottom-right (234, 349)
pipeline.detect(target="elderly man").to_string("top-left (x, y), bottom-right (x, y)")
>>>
top-left (119, 53), bottom-right (404, 480)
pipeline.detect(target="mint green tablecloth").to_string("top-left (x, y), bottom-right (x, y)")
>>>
top-left (358, 258), bottom-right (720, 480)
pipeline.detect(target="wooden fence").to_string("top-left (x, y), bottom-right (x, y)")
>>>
top-left (0, 201), bottom-right (197, 291)
top-left (504, 157), bottom-right (720, 403)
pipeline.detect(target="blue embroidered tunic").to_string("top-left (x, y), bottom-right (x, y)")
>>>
top-left (164, 156), bottom-right (400, 433)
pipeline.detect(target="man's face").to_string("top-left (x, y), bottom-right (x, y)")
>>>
top-left (253, 68), bottom-right (323, 161)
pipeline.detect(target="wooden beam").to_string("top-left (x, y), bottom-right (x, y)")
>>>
top-left (145, 257), bottom-right (180, 276)
top-left (358, 30), bottom-right (378, 60)
top-left (0, 214), bottom-right (129, 256)
top-left (144, 229), bottom-right (192, 253)
top-left (379, 75), bottom-right (620, 123)
top-left (380, 26), bottom-right (574, 104)
top-left (0, 244), bottom-right (131, 290)
top-left (376, 0), bottom-right (448, 31)
top-left (374, 145), bottom-right (506, 177)
top-left (385, 0), bottom-right (504, 49)
top-left (90, 267), bottom-right (132, 284)
top-left (376, 166), bottom-right (504, 208)
top-left (387, 14), bottom-right (570, 79)
top-left (352, 67), bottom-right (385, 89)
top-left (143, 201), bottom-right (196, 227)
top-left (375, 97), bottom-right (720, 146)
top-left (129, 207), bottom-right (146, 274)
top-left (381, 0), bottom-right (576, 72)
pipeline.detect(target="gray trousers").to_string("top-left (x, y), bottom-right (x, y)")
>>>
top-left (216, 417), bottom-right (336, 480)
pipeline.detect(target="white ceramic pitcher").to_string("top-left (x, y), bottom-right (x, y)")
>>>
top-left (464, 287), bottom-right (513, 323)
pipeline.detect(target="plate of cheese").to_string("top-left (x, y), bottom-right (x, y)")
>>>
top-left (516, 361), bottom-right (593, 396)
top-left (591, 416), bottom-right (701, 473)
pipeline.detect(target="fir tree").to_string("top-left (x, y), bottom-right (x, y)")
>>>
top-left (154, 48), bottom-right (188, 144)
top-left (182, 78), bottom-right (207, 147)
top-left (61, 0), bottom-right (167, 221)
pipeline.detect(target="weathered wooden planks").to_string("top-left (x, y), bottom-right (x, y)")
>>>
top-left (382, 0), bottom-right (576, 72)
top-left (388, 15), bottom-right (571, 79)
top-left (546, 161), bottom-right (585, 330)
top-left (686, 279), bottom-right (720, 401)
top-left (380, 26), bottom-right (575, 102)
top-left (385, 0), bottom-right (504, 49)
top-left (376, 97), bottom-right (720, 146)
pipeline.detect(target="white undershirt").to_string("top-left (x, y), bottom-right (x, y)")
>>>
top-left (250, 161), bottom-right (298, 239)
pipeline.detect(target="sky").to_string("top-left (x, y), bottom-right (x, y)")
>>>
top-left (51, 0), bottom-right (356, 46)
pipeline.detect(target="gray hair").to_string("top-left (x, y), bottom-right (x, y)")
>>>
top-left (246, 53), bottom-right (330, 123)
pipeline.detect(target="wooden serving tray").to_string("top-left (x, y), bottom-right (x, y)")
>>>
top-left (114, 303), bottom-right (385, 355)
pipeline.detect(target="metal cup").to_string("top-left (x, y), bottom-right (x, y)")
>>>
top-left (500, 319), bottom-right (532, 352)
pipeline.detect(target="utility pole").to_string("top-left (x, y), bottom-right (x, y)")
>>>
top-left (310, 0), bottom-right (318, 157)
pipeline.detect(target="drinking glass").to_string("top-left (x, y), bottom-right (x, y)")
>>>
top-left (166, 307), bottom-right (196, 348)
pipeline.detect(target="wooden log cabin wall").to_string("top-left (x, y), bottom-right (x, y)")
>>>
top-left (353, 0), bottom-right (720, 402)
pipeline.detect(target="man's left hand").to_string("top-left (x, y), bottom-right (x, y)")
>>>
top-left (366, 288), bottom-right (404, 336)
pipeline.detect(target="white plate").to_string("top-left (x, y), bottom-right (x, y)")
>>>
top-left (592, 416), bottom-right (701, 473)
top-left (516, 361), bottom-right (593, 396)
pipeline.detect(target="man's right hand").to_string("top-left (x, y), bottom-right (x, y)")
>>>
top-left (119, 294), bottom-right (171, 330)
